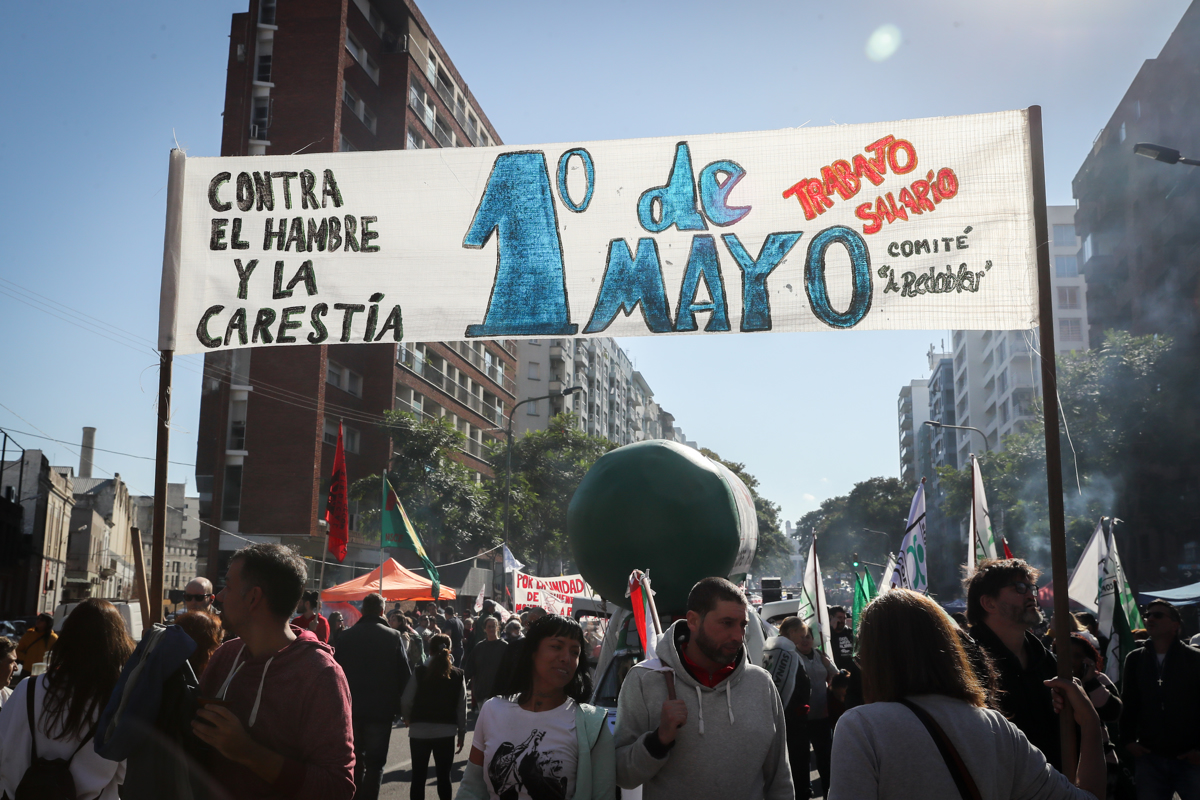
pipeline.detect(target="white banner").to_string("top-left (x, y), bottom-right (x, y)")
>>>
top-left (514, 572), bottom-right (592, 616)
top-left (163, 110), bottom-right (1038, 354)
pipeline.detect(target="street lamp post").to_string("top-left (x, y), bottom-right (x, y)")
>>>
top-left (923, 419), bottom-right (989, 454)
top-left (1134, 142), bottom-right (1200, 167)
top-left (503, 386), bottom-right (584, 582)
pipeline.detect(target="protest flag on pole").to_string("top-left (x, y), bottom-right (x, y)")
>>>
top-left (852, 568), bottom-right (876, 649)
top-left (1002, 538), bottom-right (1015, 559)
top-left (897, 479), bottom-right (929, 594)
top-left (381, 474), bottom-right (441, 600)
top-left (883, 552), bottom-right (900, 590)
top-left (1098, 519), bottom-right (1143, 683)
top-left (628, 570), bottom-right (658, 654)
top-left (502, 545), bottom-right (525, 573)
top-left (799, 536), bottom-right (833, 657)
top-left (474, 585), bottom-right (485, 613)
top-left (324, 422), bottom-right (349, 564)
top-left (969, 454), bottom-right (999, 569)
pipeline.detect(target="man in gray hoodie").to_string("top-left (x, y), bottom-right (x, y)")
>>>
top-left (615, 577), bottom-right (794, 800)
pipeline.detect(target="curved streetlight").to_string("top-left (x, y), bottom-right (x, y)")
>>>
top-left (503, 386), bottom-right (584, 570)
top-left (1134, 142), bottom-right (1200, 167)
top-left (923, 419), bottom-right (989, 454)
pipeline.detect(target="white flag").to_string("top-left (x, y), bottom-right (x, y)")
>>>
top-left (968, 455), bottom-right (999, 569)
top-left (884, 552), bottom-right (900, 590)
top-left (502, 545), bottom-right (525, 574)
top-left (474, 584), bottom-right (485, 613)
top-left (1067, 519), bottom-right (1106, 614)
top-left (799, 537), bottom-right (833, 657)
top-left (897, 481), bottom-right (929, 593)
top-left (1097, 520), bottom-right (1143, 683)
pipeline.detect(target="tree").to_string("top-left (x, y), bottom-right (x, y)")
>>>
top-left (350, 410), bottom-right (495, 562)
top-left (490, 412), bottom-right (614, 574)
top-left (794, 477), bottom-right (914, 575)
top-left (936, 331), bottom-right (1200, 589)
top-left (699, 449), bottom-right (793, 582)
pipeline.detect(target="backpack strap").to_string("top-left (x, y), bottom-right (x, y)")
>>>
top-left (26, 677), bottom-right (39, 762)
top-left (25, 676), bottom-right (97, 763)
top-left (898, 699), bottom-right (982, 800)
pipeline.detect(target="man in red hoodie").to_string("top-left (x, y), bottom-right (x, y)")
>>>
top-left (193, 544), bottom-right (355, 800)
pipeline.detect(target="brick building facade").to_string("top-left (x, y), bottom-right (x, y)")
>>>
top-left (197, 0), bottom-right (512, 589)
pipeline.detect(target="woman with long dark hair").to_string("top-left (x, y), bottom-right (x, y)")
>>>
top-left (0, 599), bottom-right (135, 799)
top-left (456, 614), bottom-right (614, 800)
top-left (402, 633), bottom-right (466, 800)
top-left (828, 589), bottom-right (1106, 800)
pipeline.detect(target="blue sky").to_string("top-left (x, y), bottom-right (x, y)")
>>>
top-left (0, 0), bottom-right (1190, 526)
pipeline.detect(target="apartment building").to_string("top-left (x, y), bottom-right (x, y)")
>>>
top-left (197, 0), bottom-right (512, 586)
top-left (514, 337), bottom-right (691, 450)
top-left (897, 379), bottom-right (930, 485)
top-left (949, 206), bottom-right (1088, 464)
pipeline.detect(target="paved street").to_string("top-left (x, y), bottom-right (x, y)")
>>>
top-left (379, 723), bottom-right (475, 800)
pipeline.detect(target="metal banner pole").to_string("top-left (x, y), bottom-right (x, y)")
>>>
top-left (1028, 105), bottom-right (1078, 778)
top-left (150, 349), bottom-right (172, 625)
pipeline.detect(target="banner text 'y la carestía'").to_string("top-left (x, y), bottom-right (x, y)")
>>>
top-left (165, 110), bottom-right (1037, 355)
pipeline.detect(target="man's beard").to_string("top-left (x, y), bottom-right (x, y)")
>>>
top-left (1003, 599), bottom-right (1042, 628)
top-left (694, 627), bottom-right (739, 665)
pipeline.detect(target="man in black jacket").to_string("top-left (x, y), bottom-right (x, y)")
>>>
top-left (1120, 599), bottom-right (1200, 799)
top-left (965, 558), bottom-right (1061, 770)
top-left (334, 592), bottom-right (411, 800)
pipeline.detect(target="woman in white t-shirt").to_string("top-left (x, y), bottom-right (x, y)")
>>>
top-left (457, 614), bottom-right (615, 800)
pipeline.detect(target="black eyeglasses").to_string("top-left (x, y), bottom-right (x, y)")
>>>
top-left (1005, 581), bottom-right (1035, 595)
top-left (183, 593), bottom-right (212, 602)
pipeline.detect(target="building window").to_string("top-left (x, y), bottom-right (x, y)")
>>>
top-left (251, 97), bottom-right (270, 140)
top-left (256, 54), bottom-right (272, 83)
top-left (1058, 286), bottom-right (1080, 309)
top-left (528, 362), bottom-right (540, 380)
top-left (997, 369), bottom-right (1008, 395)
top-left (323, 420), bottom-right (360, 453)
top-left (1060, 318), bottom-right (1083, 341)
top-left (1119, 122), bottom-right (1126, 142)
top-left (221, 466), bottom-right (243, 522)
top-left (338, 134), bottom-right (358, 152)
top-left (999, 400), bottom-right (1010, 425)
top-left (1055, 255), bottom-right (1078, 278)
top-left (406, 128), bottom-right (427, 150)
top-left (343, 83), bottom-right (359, 112)
top-left (259, 0), bottom-right (276, 24)
top-left (345, 31), bottom-right (380, 83)
top-left (1052, 224), bottom-right (1076, 247)
top-left (326, 362), bottom-right (363, 397)
top-left (526, 400), bottom-right (539, 416)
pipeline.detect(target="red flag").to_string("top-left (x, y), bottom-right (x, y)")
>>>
top-left (1002, 537), bottom-right (1015, 559)
top-left (325, 422), bottom-right (349, 563)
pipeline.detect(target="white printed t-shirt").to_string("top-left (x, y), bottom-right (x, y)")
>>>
top-left (473, 696), bottom-right (579, 800)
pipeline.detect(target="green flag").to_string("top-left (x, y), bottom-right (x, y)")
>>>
top-left (381, 474), bottom-right (440, 600)
top-left (864, 566), bottom-right (878, 600)
top-left (852, 569), bottom-right (871, 650)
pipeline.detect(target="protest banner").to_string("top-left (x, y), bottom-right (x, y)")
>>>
top-left (160, 110), bottom-right (1038, 355)
top-left (513, 572), bottom-right (592, 616)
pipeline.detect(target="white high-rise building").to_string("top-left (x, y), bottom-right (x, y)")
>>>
top-left (514, 338), bottom-right (689, 448)
top-left (898, 379), bottom-right (930, 484)
top-left (950, 205), bottom-right (1089, 462)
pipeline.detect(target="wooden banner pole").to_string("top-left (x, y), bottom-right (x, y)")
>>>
top-left (150, 349), bottom-right (172, 625)
top-left (130, 526), bottom-right (152, 630)
top-left (1028, 105), bottom-right (1078, 779)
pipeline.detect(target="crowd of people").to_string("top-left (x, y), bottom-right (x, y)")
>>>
top-left (0, 551), bottom-right (1197, 800)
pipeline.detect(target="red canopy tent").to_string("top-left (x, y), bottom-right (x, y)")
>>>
top-left (320, 557), bottom-right (456, 603)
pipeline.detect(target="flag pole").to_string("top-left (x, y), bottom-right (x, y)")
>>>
top-left (1028, 104), bottom-right (1077, 778)
top-left (318, 527), bottom-right (328, 590)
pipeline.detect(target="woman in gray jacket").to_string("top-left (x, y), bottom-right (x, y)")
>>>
top-left (829, 589), bottom-right (1106, 800)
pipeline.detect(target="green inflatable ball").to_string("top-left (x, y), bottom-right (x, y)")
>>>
top-left (568, 439), bottom-right (757, 613)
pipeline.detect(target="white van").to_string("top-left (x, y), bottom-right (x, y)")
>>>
top-left (53, 601), bottom-right (144, 641)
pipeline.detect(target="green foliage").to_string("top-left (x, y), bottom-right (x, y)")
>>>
top-left (350, 410), bottom-right (495, 559)
top-left (490, 412), bottom-right (614, 573)
top-left (699, 449), bottom-right (793, 580)
top-left (794, 477), bottom-right (914, 573)
top-left (937, 331), bottom-right (1194, 578)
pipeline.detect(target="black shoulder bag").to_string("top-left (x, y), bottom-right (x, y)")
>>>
top-left (898, 699), bottom-right (982, 800)
top-left (14, 679), bottom-right (96, 800)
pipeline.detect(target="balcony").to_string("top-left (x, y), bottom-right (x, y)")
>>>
top-left (443, 342), bottom-right (516, 395)
top-left (574, 348), bottom-right (589, 369)
top-left (550, 345), bottom-right (566, 362)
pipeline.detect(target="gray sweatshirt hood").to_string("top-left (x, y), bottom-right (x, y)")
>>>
top-left (653, 619), bottom-right (749, 734)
